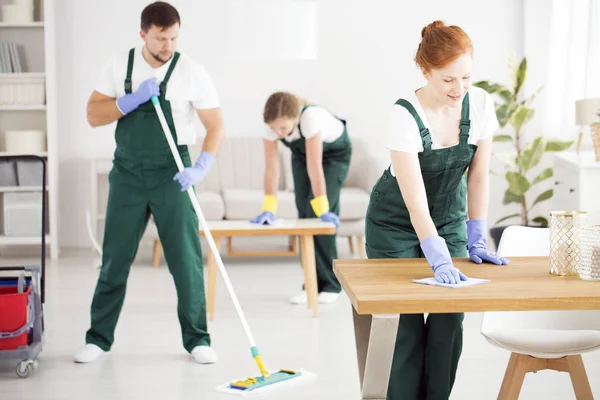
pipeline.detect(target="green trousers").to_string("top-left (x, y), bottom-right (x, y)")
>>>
top-left (86, 155), bottom-right (210, 353)
top-left (365, 244), bottom-right (464, 400)
top-left (292, 154), bottom-right (349, 293)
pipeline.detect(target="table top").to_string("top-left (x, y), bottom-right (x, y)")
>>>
top-left (333, 257), bottom-right (600, 315)
top-left (199, 219), bottom-right (336, 236)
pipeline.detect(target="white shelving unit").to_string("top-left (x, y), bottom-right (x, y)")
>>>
top-left (0, 0), bottom-right (58, 259)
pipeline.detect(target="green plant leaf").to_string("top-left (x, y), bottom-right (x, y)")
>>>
top-left (511, 105), bottom-right (535, 134)
top-left (503, 189), bottom-right (521, 205)
top-left (495, 151), bottom-right (517, 168)
top-left (495, 153), bottom-right (517, 169)
top-left (514, 57), bottom-right (527, 96)
top-left (545, 139), bottom-right (574, 152)
top-left (530, 189), bottom-right (553, 209)
top-left (498, 89), bottom-right (514, 103)
top-left (496, 213), bottom-right (520, 225)
top-left (496, 104), bottom-right (510, 127)
top-left (532, 216), bottom-right (549, 227)
top-left (493, 134), bottom-right (513, 143)
top-left (517, 136), bottom-right (545, 172)
top-left (507, 53), bottom-right (519, 90)
top-left (474, 81), bottom-right (508, 95)
top-left (497, 103), bottom-right (521, 128)
top-left (522, 86), bottom-right (543, 108)
top-left (531, 167), bottom-right (553, 185)
top-left (506, 171), bottom-right (530, 195)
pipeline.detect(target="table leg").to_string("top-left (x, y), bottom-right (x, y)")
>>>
top-left (300, 235), bottom-right (319, 317)
top-left (352, 308), bottom-right (399, 400)
top-left (206, 235), bottom-right (222, 321)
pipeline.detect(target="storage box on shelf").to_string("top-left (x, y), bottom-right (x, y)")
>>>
top-left (1, 192), bottom-right (45, 236)
top-left (2, 0), bottom-right (35, 23)
top-left (0, 73), bottom-right (46, 105)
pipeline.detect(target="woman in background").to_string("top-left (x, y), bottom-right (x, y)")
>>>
top-left (251, 92), bottom-right (352, 305)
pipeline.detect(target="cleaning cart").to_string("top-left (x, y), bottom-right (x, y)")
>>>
top-left (0, 155), bottom-right (46, 378)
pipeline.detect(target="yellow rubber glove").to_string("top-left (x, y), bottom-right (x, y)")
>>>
top-left (262, 194), bottom-right (278, 213)
top-left (310, 195), bottom-right (329, 217)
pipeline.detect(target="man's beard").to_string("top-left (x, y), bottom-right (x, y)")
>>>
top-left (149, 48), bottom-right (171, 64)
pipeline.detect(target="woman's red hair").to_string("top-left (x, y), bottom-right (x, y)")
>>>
top-left (415, 20), bottom-right (473, 72)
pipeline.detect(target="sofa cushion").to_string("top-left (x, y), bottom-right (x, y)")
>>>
top-left (339, 188), bottom-right (370, 219)
top-left (223, 189), bottom-right (298, 220)
top-left (196, 191), bottom-right (226, 220)
top-left (337, 218), bottom-right (365, 237)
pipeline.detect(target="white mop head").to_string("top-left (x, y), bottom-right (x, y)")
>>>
top-left (215, 368), bottom-right (317, 397)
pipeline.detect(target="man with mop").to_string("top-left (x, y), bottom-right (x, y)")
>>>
top-left (74, 1), bottom-right (224, 364)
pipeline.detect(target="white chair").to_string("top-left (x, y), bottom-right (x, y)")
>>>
top-left (480, 225), bottom-right (600, 399)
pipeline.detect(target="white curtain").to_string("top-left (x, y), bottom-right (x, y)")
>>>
top-left (542, 0), bottom-right (600, 141)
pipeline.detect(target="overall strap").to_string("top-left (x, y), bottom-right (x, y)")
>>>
top-left (160, 52), bottom-right (181, 96)
top-left (296, 104), bottom-right (315, 139)
top-left (124, 48), bottom-right (135, 94)
top-left (395, 99), bottom-right (432, 150)
top-left (459, 92), bottom-right (471, 145)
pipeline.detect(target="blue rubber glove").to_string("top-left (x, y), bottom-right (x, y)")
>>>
top-left (173, 151), bottom-right (216, 192)
top-left (320, 211), bottom-right (340, 228)
top-left (467, 220), bottom-right (509, 265)
top-left (250, 211), bottom-right (277, 225)
top-left (116, 78), bottom-right (160, 115)
top-left (420, 236), bottom-right (468, 285)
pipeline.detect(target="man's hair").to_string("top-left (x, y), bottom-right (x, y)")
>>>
top-left (141, 1), bottom-right (180, 32)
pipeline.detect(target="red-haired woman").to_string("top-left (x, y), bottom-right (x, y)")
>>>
top-left (365, 20), bottom-right (509, 399)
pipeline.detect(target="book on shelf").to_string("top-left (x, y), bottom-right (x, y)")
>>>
top-left (0, 41), bottom-right (23, 73)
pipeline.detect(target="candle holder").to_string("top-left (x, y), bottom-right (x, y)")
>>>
top-left (579, 225), bottom-right (600, 281)
top-left (549, 211), bottom-right (588, 276)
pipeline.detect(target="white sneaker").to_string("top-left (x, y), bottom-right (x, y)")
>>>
top-left (318, 291), bottom-right (341, 304)
top-left (191, 346), bottom-right (217, 364)
top-left (289, 291), bottom-right (308, 305)
top-left (73, 344), bottom-right (109, 363)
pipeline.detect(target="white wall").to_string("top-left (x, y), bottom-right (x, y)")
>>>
top-left (56, 0), bottom-right (524, 248)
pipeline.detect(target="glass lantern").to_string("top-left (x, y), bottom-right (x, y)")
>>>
top-left (579, 225), bottom-right (600, 281)
top-left (549, 211), bottom-right (588, 276)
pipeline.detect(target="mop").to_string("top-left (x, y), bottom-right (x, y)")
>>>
top-left (150, 96), bottom-right (316, 396)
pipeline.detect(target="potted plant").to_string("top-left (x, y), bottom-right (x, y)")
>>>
top-left (474, 56), bottom-right (574, 248)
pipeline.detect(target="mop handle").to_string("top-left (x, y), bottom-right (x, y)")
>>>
top-left (151, 96), bottom-right (258, 350)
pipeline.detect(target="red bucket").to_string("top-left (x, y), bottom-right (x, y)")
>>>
top-left (0, 285), bottom-right (31, 350)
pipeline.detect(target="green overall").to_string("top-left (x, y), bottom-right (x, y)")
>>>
top-left (86, 49), bottom-right (210, 353)
top-left (364, 93), bottom-right (476, 400)
top-left (280, 105), bottom-right (352, 293)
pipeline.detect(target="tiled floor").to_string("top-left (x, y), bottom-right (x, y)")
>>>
top-left (1, 247), bottom-right (599, 399)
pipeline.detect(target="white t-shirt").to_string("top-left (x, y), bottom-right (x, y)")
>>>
top-left (386, 86), bottom-right (498, 153)
top-left (94, 46), bottom-right (220, 145)
top-left (263, 105), bottom-right (345, 143)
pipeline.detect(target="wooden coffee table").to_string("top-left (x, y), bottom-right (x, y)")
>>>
top-left (333, 256), bottom-right (600, 400)
top-left (200, 219), bottom-right (336, 319)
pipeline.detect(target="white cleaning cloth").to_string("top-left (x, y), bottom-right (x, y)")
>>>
top-left (413, 277), bottom-right (490, 288)
top-left (215, 368), bottom-right (317, 397)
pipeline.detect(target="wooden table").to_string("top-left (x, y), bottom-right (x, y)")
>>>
top-left (333, 256), bottom-right (600, 400)
top-left (202, 219), bottom-right (336, 319)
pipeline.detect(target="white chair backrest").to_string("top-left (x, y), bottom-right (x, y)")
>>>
top-left (497, 225), bottom-right (550, 257)
top-left (482, 225), bottom-right (600, 332)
